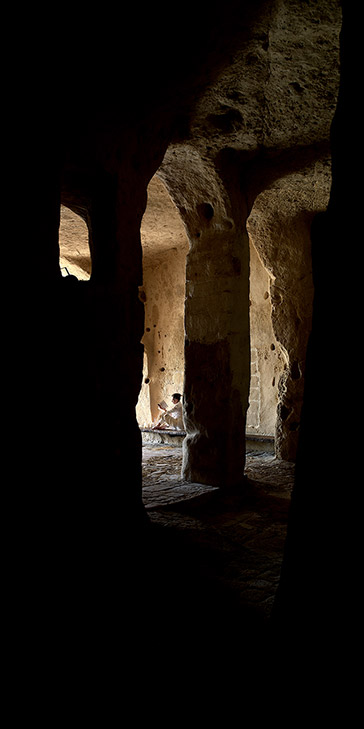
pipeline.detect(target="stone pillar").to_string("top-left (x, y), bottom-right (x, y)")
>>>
top-left (80, 170), bottom-right (147, 513)
top-left (182, 218), bottom-right (250, 487)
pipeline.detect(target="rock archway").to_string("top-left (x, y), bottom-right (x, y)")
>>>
top-left (59, 206), bottom-right (91, 280)
top-left (59, 170), bottom-right (296, 456)
top-left (247, 156), bottom-right (333, 459)
top-left (11, 0), bottom-right (355, 678)
top-left (137, 175), bottom-right (189, 427)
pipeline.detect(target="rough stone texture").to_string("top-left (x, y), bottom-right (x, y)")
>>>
top-left (58, 0), bottom-right (340, 461)
top-left (248, 240), bottom-right (287, 435)
top-left (10, 0), bottom-right (354, 689)
top-left (59, 176), bottom-right (189, 428)
top-left (140, 175), bottom-right (188, 257)
top-left (137, 244), bottom-right (187, 427)
top-left (59, 206), bottom-right (91, 280)
top-left (60, 182), bottom-right (282, 437)
top-left (50, 0), bottom-right (342, 509)
top-left (247, 159), bottom-right (333, 457)
top-left (137, 177), bottom-right (189, 425)
top-left (155, 0), bottom-right (340, 475)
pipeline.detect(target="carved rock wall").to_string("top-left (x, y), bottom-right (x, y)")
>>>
top-left (248, 239), bottom-right (287, 436)
top-left (11, 0), bottom-right (352, 665)
top-left (137, 243), bottom-right (188, 426)
top-left (59, 176), bottom-right (286, 440)
top-left (47, 0), bottom-right (341, 494)
top-left (247, 158), bottom-right (333, 457)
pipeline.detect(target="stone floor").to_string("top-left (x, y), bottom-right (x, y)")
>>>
top-left (141, 438), bottom-right (295, 635)
top-left (137, 438), bottom-right (354, 697)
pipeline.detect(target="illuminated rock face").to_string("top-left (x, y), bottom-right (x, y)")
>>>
top-left (38, 1), bottom-right (341, 495)
top-left (137, 177), bottom-right (189, 428)
top-left (14, 1), bottom-right (354, 655)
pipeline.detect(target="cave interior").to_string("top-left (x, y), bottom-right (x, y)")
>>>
top-left (8, 0), bottom-right (360, 699)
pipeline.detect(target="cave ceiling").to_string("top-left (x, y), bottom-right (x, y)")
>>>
top-left (58, 0), bottom-right (342, 262)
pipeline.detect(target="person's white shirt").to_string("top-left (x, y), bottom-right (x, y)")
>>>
top-left (154, 396), bottom-right (184, 430)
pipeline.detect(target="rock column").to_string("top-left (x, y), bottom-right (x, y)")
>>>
top-left (182, 218), bottom-right (250, 487)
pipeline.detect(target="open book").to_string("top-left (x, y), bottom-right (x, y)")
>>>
top-left (158, 400), bottom-right (168, 410)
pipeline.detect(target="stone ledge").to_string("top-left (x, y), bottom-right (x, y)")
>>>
top-left (141, 428), bottom-right (275, 449)
top-left (141, 428), bottom-right (186, 446)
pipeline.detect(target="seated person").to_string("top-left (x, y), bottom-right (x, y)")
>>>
top-left (153, 393), bottom-right (184, 430)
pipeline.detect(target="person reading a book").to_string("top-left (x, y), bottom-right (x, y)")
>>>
top-left (153, 393), bottom-right (184, 430)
